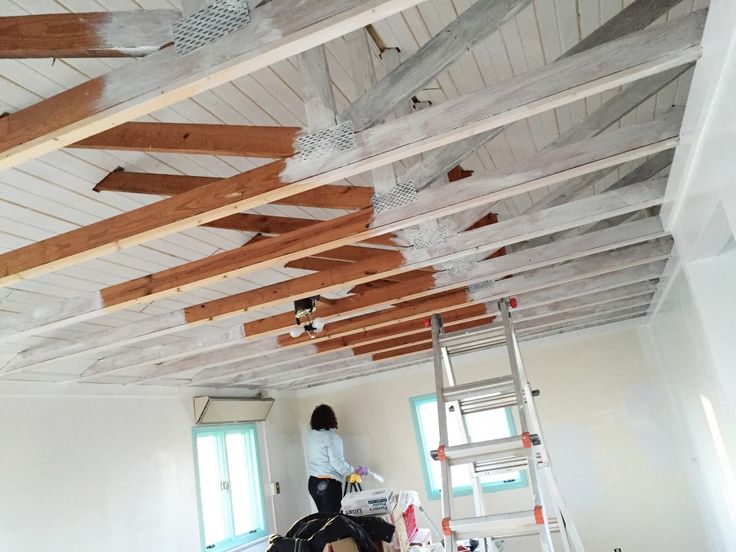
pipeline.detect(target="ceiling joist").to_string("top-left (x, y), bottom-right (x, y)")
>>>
top-left (0, 10), bottom-right (179, 59)
top-left (0, 0), bottom-right (428, 170)
top-left (71, 122), bottom-right (299, 158)
top-left (0, 12), bottom-right (704, 287)
top-left (93, 171), bottom-right (373, 210)
top-left (0, 107), bottom-right (680, 351)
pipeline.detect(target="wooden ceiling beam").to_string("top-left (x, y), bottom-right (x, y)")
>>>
top-left (0, 101), bottom-right (684, 348)
top-left (4, 119), bottom-right (679, 362)
top-left (277, 304), bottom-right (653, 389)
top-left (386, 0), bottom-right (687, 206)
top-left (0, 12), bottom-right (704, 285)
top-left (93, 170), bottom-right (373, 210)
top-left (0, 11), bottom-right (178, 59)
top-left (194, 278), bottom-right (658, 386)
top-left (71, 122), bottom-right (299, 158)
top-left (341, 0), bottom-right (535, 131)
top-left (369, 302), bottom-right (652, 363)
top-left (0, 0), bottom-right (426, 169)
top-left (89, 219), bottom-right (670, 383)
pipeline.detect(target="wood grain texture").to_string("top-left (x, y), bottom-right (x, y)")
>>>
top-left (72, 122), bottom-right (299, 157)
top-left (340, 0), bottom-right (535, 130)
top-left (94, 170), bottom-right (373, 210)
top-left (0, 11), bottom-right (178, 58)
top-left (0, 114), bottom-right (677, 350)
top-left (396, 0), bottom-right (693, 206)
top-left (0, 13), bottom-right (703, 285)
top-left (298, 45), bottom-right (338, 130)
top-left (0, 0), bottom-right (427, 169)
top-left (84, 223), bottom-right (669, 381)
top-left (100, 209), bottom-right (375, 309)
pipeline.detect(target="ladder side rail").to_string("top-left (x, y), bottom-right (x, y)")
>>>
top-left (502, 300), bottom-right (583, 551)
top-left (498, 299), bottom-right (555, 552)
top-left (431, 314), bottom-right (456, 552)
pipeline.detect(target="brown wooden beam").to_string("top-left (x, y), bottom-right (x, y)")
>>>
top-left (0, 11), bottom-right (178, 59)
top-left (73, 122), bottom-right (299, 158)
top-left (93, 170), bottom-right (372, 210)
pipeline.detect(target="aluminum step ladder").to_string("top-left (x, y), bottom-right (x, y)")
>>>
top-left (430, 298), bottom-right (585, 552)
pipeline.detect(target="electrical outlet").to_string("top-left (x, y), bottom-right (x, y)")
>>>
top-left (270, 481), bottom-right (281, 495)
top-left (614, 548), bottom-right (622, 552)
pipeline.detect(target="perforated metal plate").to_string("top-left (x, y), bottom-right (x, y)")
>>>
top-left (294, 121), bottom-right (356, 162)
top-left (371, 179), bottom-right (418, 214)
top-left (445, 259), bottom-right (479, 276)
top-left (409, 222), bottom-right (452, 249)
top-left (172, 0), bottom-right (250, 56)
top-left (467, 279), bottom-right (497, 294)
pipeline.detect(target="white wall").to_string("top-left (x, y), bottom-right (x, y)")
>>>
top-left (296, 327), bottom-right (706, 552)
top-left (637, 0), bottom-right (736, 549)
top-left (0, 383), bottom-right (302, 552)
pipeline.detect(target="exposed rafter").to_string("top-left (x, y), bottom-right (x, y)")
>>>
top-left (0, 111), bottom-right (680, 349)
top-left (4, 176), bottom-right (670, 374)
top-left (0, 12), bottom-right (704, 285)
top-left (0, 0), bottom-right (428, 170)
top-left (0, 11), bottom-right (179, 58)
top-left (93, 171), bottom-right (373, 210)
top-left (153, 244), bottom-right (670, 386)
top-left (71, 123), bottom-right (299, 158)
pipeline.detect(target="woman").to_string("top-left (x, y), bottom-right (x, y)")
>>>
top-left (306, 404), bottom-right (367, 513)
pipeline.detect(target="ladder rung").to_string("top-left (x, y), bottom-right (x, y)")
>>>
top-left (473, 455), bottom-right (529, 475)
top-left (432, 434), bottom-right (535, 466)
top-left (438, 321), bottom-right (502, 350)
top-left (459, 392), bottom-right (517, 414)
top-left (446, 509), bottom-right (556, 540)
top-left (455, 518), bottom-right (560, 541)
top-left (442, 376), bottom-right (514, 403)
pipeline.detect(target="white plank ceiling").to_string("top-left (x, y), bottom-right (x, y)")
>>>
top-left (0, 0), bottom-right (708, 386)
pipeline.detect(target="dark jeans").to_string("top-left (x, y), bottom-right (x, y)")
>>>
top-left (308, 476), bottom-right (342, 513)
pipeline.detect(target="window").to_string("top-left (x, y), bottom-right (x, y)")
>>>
top-left (192, 424), bottom-right (268, 552)
top-left (410, 394), bottom-right (527, 499)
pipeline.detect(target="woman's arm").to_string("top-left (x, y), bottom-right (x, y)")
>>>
top-left (326, 433), bottom-right (355, 478)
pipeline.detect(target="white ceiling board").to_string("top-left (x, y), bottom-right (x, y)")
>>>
top-left (0, 0), bottom-right (706, 386)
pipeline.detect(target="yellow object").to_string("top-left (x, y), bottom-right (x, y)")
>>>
top-left (347, 473), bottom-right (363, 484)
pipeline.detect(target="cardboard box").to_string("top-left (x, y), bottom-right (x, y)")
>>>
top-left (324, 537), bottom-right (360, 552)
top-left (341, 489), bottom-right (396, 516)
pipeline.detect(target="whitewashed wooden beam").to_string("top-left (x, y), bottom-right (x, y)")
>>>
top-left (0, 101), bottom-right (682, 346)
top-left (0, 0), bottom-right (429, 170)
top-left (341, 0), bottom-right (533, 131)
top-left (0, 114), bottom-right (680, 373)
top-left (297, 45), bottom-right (338, 130)
top-left (147, 235), bottom-right (671, 385)
top-left (369, 48), bottom-right (402, 193)
top-left (524, 149), bottom-right (675, 248)
top-left (83, 216), bottom-right (668, 382)
top-left (437, 66), bottom-right (690, 236)
top-left (1, 155), bottom-right (673, 374)
top-left (0, 13), bottom-right (704, 289)
top-left (391, 0), bottom-right (689, 200)
top-left (201, 281), bottom-right (658, 387)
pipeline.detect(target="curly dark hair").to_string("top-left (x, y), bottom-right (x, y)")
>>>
top-left (310, 404), bottom-right (338, 430)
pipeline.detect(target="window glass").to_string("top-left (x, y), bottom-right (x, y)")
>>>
top-left (193, 425), bottom-right (267, 551)
top-left (411, 394), bottom-right (526, 498)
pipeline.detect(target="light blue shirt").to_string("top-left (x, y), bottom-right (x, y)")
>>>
top-left (307, 429), bottom-right (355, 481)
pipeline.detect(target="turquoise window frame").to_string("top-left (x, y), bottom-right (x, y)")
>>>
top-left (410, 393), bottom-right (528, 500)
top-left (192, 423), bottom-right (269, 552)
